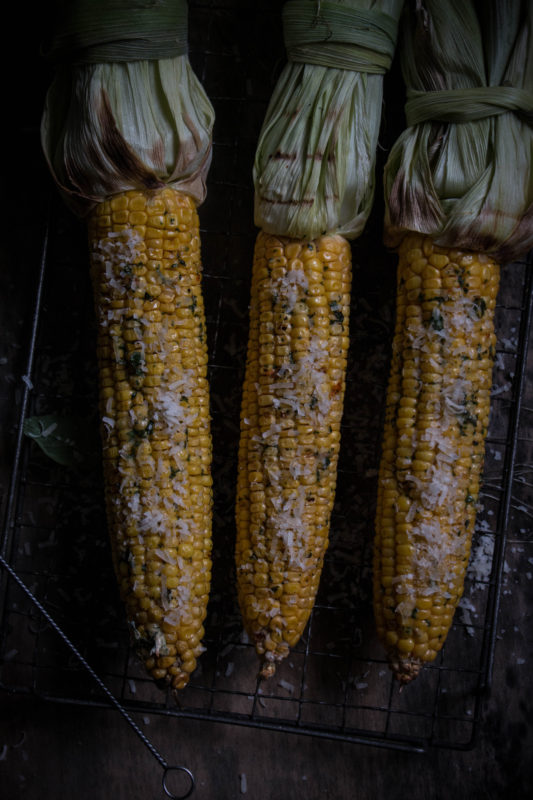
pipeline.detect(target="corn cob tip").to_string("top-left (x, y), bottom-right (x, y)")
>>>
top-left (255, 633), bottom-right (286, 680)
top-left (389, 657), bottom-right (421, 686)
top-left (259, 660), bottom-right (277, 680)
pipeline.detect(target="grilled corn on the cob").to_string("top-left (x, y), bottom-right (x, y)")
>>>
top-left (89, 187), bottom-right (212, 689)
top-left (373, 234), bottom-right (499, 682)
top-left (236, 231), bottom-right (351, 676)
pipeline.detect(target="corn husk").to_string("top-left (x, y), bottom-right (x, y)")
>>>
top-left (384, 0), bottom-right (533, 261)
top-left (41, 1), bottom-right (214, 217)
top-left (254, 0), bottom-right (404, 240)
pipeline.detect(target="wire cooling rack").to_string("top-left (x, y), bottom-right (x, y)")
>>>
top-left (1, 0), bottom-right (533, 772)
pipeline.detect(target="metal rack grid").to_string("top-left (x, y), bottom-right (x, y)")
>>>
top-left (1, 195), bottom-right (531, 757)
top-left (1, 0), bottom-right (533, 761)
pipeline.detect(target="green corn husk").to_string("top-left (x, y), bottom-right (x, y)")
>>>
top-left (41, 1), bottom-right (214, 217)
top-left (254, 0), bottom-right (404, 240)
top-left (384, 0), bottom-right (533, 260)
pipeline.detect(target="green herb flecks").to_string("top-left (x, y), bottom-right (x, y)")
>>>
top-left (430, 307), bottom-right (444, 331)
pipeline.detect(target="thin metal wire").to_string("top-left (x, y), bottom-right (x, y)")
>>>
top-left (482, 256), bottom-right (533, 691)
top-left (0, 214), bottom-right (49, 562)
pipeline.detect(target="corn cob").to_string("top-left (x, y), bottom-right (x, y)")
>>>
top-left (236, 230), bottom-right (351, 677)
top-left (88, 186), bottom-right (212, 690)
top-left (373, 233), bottom-right (499, 683)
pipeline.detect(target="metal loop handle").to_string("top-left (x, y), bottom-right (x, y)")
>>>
top-left (162, 766), bottom-right (195, 800)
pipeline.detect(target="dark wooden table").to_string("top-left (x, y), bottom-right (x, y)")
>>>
top-left (1, 3), bottom-right (532, 798)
